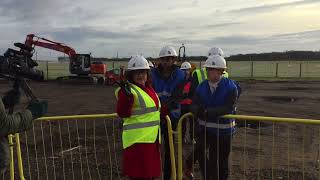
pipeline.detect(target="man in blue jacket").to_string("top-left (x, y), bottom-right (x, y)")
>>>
top-left (186, 55), bottom-right (238, 180)
top-left (151, 45), bottom-right (185, 180)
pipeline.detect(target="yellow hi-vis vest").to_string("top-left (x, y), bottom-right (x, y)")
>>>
top-left (193, 68), bottom-right (229, 84)
top-left (115, 83), bottom-right (161, 149)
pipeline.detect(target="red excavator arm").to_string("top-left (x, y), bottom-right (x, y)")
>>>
top-left (25, 34), bottom-right (77, 58)
top-left (23, 34), bottom-right (99, 75)
top-left (23, 34), bottom-right (106, 84)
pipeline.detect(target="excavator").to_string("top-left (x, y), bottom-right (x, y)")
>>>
top-left (24, 34), bottom-right (106, 84)
top-left (177, 44), bottom-right (197, 72)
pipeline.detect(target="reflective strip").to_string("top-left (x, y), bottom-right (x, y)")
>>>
top-left (132, 107), bottom-right (158, 115)
top-left (123, 120), bottom-right (160, 130)
top-left (130, 85), bottom-right (158, 115)
top-left (131, 85), bottom-right (147, 109)
top-left (198, 120), bottom-right (235, 129)
top-left (200, 69), bottom-right (206, 83)
top-left (156, 95), bottom-right (161, 108)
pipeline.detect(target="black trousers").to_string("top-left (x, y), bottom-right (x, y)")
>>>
top-left (186, 132), bottom-right (232, 180)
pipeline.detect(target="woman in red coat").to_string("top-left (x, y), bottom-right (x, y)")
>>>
top-left (116, 55), bottom-right (161, 180)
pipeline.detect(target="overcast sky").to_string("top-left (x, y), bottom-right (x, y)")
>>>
top-left (0, 0), bottom-right (320, 59)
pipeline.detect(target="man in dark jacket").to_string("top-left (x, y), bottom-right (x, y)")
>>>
top-left (186, 55), bottom-right (238, 180)
top-left (0, 82), bottom-right (48, 174)
top-left (151, 45), bottom-right (185, 180)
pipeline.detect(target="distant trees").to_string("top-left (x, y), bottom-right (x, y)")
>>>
top-left (102, 50), bottom-right (320, 62)
top-left (226, 51), bottom-right (320, 61)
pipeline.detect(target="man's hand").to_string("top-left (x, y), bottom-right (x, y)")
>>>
top-left (120, 81), bottom-right (132, 96)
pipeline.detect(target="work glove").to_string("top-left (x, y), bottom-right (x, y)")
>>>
top-left (119, 81), bottom-right (132, 96)
top-left (190, 105), bottom-right (207, 120)
top-left (27, 100), bottom-right (48, 119)
top-left (2, 88), bottom-right (21, 109)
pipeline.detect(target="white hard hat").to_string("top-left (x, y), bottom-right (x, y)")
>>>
top-left (204, 55), bottom-right (227, 69)
top-left (208, 47), bottom-right (224, 57)
top-left (180, 62), bottom-right (191, 70)
top-left (148, 61), bottom-right (154, 67)
top-left (159, 46), bottom-right (177, 58)
top-left (127, 55), bottom-right (150, 70)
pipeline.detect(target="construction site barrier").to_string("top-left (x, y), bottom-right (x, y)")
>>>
top-left (176, 113), bottom-right (320, 180)
top-left (5, 113), bottom-right (177, 180)
top-left (9, 111), bottom-right (320, 179)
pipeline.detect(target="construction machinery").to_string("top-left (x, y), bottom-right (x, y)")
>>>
top-left (177, 44), bottom-right (197, 72)
top-left (105, 66), bottom-right (125, 85)
top-left (24, 34), bottom-right (106, 84)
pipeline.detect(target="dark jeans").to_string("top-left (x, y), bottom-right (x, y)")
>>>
top-left (186, 132), bottom-right (232, 180)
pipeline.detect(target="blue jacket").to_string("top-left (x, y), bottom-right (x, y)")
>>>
top-left (193, 78), bottom-right (238, 136)
top-left (151, 65), bottom-right (185, 122)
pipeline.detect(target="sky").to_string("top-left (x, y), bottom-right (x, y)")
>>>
top-left (0, 0), bottom-right (320, 60)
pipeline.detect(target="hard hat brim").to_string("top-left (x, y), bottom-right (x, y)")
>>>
top-left (127, 67), bottom-right (150, 70)
top-left (159, 54), bottom-right (177, 58)
top-left (205, 66), bottom-right (227, 69)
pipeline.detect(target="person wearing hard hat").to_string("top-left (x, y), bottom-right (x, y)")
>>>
top-left (185, 55), bottom-right (239, 180)
top-left (177, 62), bottom-right (194, 143)
top-left (151, 45), bottom-right (185, 180)
top-left (180, 62), bottom-right (192, 80)
top-left (115, 55), bottom-right (161, 180)
top-left (191, 47), bottom-right (228, 89)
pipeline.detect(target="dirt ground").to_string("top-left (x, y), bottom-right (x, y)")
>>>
top-left (0, 79), bottom-right (320, 180)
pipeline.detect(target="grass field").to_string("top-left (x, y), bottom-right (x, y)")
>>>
top-left (37, 60), bottom-right (320, 80)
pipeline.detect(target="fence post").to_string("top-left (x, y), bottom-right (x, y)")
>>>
top-left (251, 61), bottom-right (254, 78)
top-left (46, 61), bottom-right (49, 80)
top-left (299, 62), bottom-right (302, 78)
top-left (276, 62), bottom-right (279, 78)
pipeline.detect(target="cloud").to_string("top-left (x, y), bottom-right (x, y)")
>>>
top-left (133, 24), bottom-right (169, 33)
top-left (170, 29), bottom-right (320, 55)
top-left (199, 29), bottom-right (320, 45)
top-left (228, 0), bottom-right (320, 14)
top-left (40, 26), bottom-right (146, 43)
top-left (0, 0), bottom-right (67, 22)
top-left (192, 0), bottom-right (199, 6)
top-left (208, 35), bottom-right (263, 45)
top-left (205, 22), bottom-right (243, 28)
top-left (0, 0), bottom-right (319, 58)
top-left (272, 29), bottom-right (320, 39)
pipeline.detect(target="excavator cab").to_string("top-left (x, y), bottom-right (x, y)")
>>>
top-left (70, 54), bottom-right (91, 75)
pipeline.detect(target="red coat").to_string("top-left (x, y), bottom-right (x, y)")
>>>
top-left (116, 83), bottom-right (161, 178)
